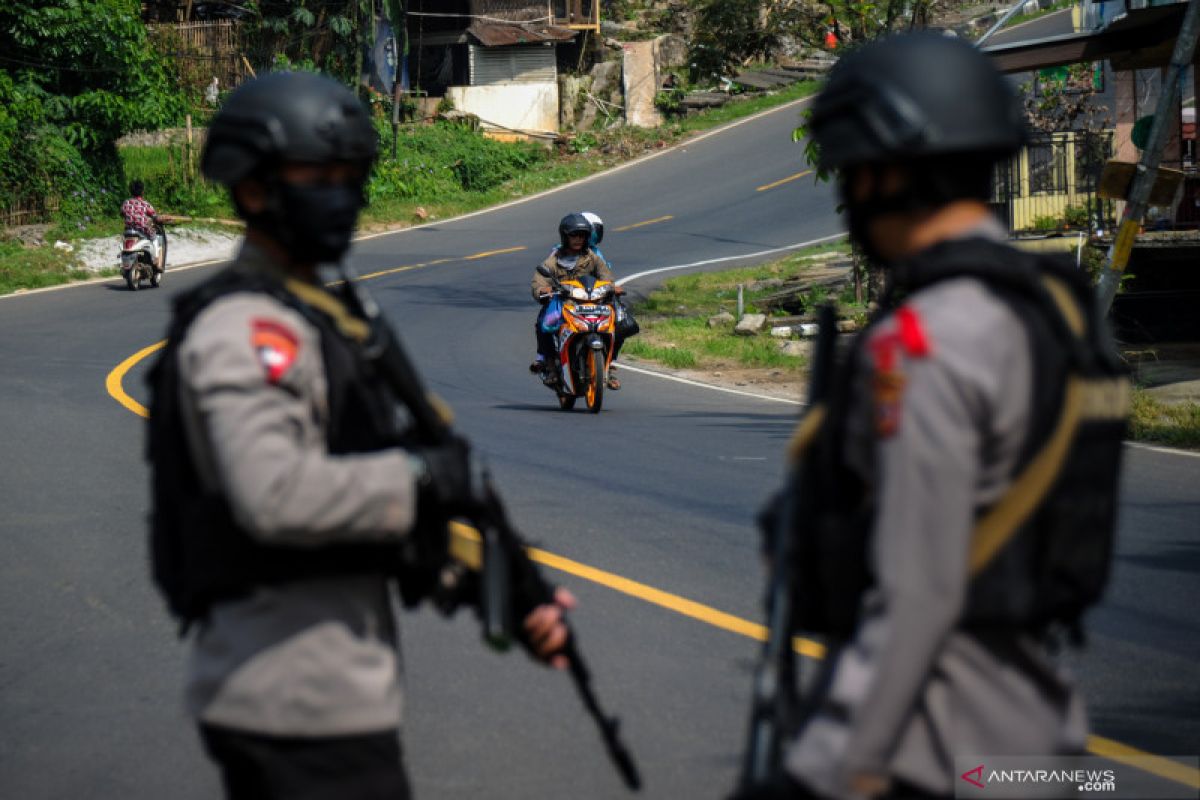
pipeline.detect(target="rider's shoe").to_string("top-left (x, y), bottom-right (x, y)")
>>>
top-left (606, 364), bottom-right (621, 391)
top-left (529, 358), bottom-right (545, 374)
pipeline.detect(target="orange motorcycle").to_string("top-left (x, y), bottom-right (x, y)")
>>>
top-left (538, 273), bottom-right (618, 413)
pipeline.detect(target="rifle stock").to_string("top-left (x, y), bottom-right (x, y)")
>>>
top-left (739, 304), bottom-right (839, 789)
top-left (336, 269), bottom-right (642, 792)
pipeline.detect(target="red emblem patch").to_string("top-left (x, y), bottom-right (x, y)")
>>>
top-left (251, 318), bottom-right (299, 383)
top-left (867, 305), bottom-right (931, 438)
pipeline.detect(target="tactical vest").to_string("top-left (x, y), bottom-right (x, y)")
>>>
top-left (146, 266), bottom-right (407, 628)
top-left (790, 238), bottom-right (1129, 640)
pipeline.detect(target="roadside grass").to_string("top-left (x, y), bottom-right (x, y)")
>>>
top-left (0, 240), bottom-right (115, 295)
top-left (3, 79), bottom-right (820, 294)
top-left (626, 240), bottom-right (852, 372)
top-left (1129, 388), bottom-right (1200, 449)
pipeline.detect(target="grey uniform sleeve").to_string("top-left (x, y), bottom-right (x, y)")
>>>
top-left (178, 293), bottom-right (418, 544)
top-left (786, 284), bottom-right (1033, 797)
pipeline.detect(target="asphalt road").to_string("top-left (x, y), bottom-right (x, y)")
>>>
top-left (1, 97), bottom-right (1197, 799)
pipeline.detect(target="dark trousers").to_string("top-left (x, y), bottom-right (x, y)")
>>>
top-left (199, 724), bottom-right (412, 800)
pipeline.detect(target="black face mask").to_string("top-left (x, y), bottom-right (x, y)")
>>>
top-left (254, 180), bottom-right (365, 264)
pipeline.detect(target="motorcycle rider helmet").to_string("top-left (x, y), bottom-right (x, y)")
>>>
top-left (558, 213), bottom-right (593, 250)
top-left (200, 71), bottom-right (379, 263)
top-left (581, 211), bottom-right (604, 246)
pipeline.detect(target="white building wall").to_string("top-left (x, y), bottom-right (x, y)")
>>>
top-left (446, 82), bottom-right (560, 133)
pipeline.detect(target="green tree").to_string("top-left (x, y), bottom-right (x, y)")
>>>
top-left (0, 0), bottom-right (185, 222)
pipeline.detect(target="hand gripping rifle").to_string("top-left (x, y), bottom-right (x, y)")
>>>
top-left (738, 304), bottom-right (838, 789)
top-left (334, 268), bottom-right (642, 792)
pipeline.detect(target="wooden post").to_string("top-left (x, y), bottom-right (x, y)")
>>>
top-left (185, 114), bottom-right (194, 183)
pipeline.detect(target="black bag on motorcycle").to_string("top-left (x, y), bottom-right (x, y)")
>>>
top-left (615, 301), bottom-right (639, 338)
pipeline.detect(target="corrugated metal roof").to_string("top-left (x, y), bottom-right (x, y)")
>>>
top-left (466, 22), bottom-right (576, 47)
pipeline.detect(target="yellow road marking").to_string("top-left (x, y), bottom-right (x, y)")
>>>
top-left (104, 253), bottom-right (1200, 790)
top-left (528, 546), bottom-right (826, 659)
top-left (105, 341), bottom-right (164, 418)
top-left (756, 170), bottom-right (812, 192)
top-left (465, 246), bottom-right (526, 260)
top-left (357, 263), bottom-right (425, 281)
top-left (1087, 735), bottom-right (1200, 789)
top-left (615, 215), bottom-right (673, 232)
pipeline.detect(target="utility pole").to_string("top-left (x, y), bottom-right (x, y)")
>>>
top-left (1096, 0), bottom-right (1200, 314)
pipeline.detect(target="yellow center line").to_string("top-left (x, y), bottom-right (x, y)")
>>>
top-left (614, 215), bottom-right (673, 232)
top-left (465, 246), bottom-right (526, 260)
top-left (357, 263), bottom-right (426, 281)
top-left (756, 170), bottom-right (812, 192)
top-left (105, 341), bottom-right (165, 418)
top-left (103, 253), bottom-right (1199, 790)
top-left (1087, 735), bottom-right (1200, 790)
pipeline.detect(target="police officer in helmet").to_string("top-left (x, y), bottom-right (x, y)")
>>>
top-left (148, 71), bottom-right (574, 798)
top-left (736, 32), bottom-right (1127, 799)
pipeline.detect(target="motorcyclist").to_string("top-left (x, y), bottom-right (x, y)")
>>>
top-left (121, 180), bottom-right (165, 271)
top-left (530, 213), bottom-right (626, 388)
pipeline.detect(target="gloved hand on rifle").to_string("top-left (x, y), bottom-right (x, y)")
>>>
top-left (411, 435), bottom-right (473, 515)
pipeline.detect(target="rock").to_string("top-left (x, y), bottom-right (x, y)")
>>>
top-left (798, 323), bottom-right (820, 337)
top-left (413, 207), bottom-right (429, 221)
top-left (778, 341), bottom-right (807, 357)
top-left (734, 313), bottom-right (767, 335)
top-left (53, 240), bottom-right (74, 252)
top-left (708, 311), bottom-right (735, 328)
top-left (836, 319), bottom-right (859, 333)
top-left (770, 325), bottom-right (793, 338)
top-left (749, 278), bottom-right (785, 291)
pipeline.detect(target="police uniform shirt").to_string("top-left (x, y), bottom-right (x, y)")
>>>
top-left (177, 241), bottom-right (417, 736)
top-left (786, 220), bottom-right (1088, 798)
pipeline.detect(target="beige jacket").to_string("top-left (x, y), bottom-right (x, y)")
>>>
top-left (530, 248), bottom-right (615, 301)
top-left (178, 242), bottom-right (419, 736)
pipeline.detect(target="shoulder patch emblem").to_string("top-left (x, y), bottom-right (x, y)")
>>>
top-left (867, 305), bottom-right (932, 438)
top-left (251, 318), bottom-right (299, 383)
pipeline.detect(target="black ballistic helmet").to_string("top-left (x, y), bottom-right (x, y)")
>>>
top-left (201, 71), bottom-right (378, 186)
top-left (558, 213), bottom-right (593, 249)
top-left (809, 32), bottom-right (1026, 171)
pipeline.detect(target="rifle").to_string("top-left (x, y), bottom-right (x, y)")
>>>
top-left (738, 304), bottom-right (838, 789)
top-left (335, 266), bottom-right (642, 792)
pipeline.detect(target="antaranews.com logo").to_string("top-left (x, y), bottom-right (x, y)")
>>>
top-left (954, 755), bottom-right (1199, 799)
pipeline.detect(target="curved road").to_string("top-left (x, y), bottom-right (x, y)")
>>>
top-left (1, 98), bottom-right (1196, 799)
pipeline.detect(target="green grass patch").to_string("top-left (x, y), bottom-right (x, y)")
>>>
top-left (1129, 388), bottom-right (1200, 449)
top-left (628, 240), bottom-right (854, 372)
top-left (0, 240), bottom-right (115, 295)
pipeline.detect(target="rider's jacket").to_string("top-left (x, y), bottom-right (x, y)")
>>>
top-left (530, 247), bottom-right (614, 301)
top-left (781, 231), bottom-right (1128, 798)
top-left (147, 241), bottom-right (418, 735)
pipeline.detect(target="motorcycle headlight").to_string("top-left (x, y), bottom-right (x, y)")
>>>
top-left (591, 286), bottom-right (612, 301)
top-left (571, 287), bottom-right (589, 301)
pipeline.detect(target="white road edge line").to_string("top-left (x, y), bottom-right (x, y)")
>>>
top-left (1126, 441), bottom-right (1200, 459)
top-left (4, 94), bottom-right (820, 302)
top-left (613, 233), bottom-right (846, 406)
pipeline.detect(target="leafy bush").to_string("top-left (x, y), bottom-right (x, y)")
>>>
top-left (0, 0), bottom-right (186, 224)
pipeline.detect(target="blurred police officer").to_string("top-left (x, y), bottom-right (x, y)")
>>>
top-left (737, 32), bottom-right (1128, 799)
top-left (146, 71), bottom-right (573, 799)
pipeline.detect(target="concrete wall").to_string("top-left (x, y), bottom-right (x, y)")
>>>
top-left (445, 82), bottom-right (560, 133)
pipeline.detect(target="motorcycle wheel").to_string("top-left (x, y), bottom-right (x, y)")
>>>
top-left (557, 394), bottom-right (576, 411)
top-left (585, 349), bottom-right (605, 413)
top-left (125, 270), bottom-right (138, 291)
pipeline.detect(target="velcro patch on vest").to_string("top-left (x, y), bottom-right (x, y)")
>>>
top-left (868, 306), bottom-right (932, 438)
top-left (251, 318), bottom-right (300, 384)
